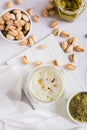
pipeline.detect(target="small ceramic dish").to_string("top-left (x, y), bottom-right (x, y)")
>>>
top-left (24, 64), bottom-right (64, 105)
top-left (0, 7), bottom-right (31, 42)
top-left (67, 91), bottom-right (87, 124)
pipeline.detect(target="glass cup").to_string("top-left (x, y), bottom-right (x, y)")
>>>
top-left (55, 0), bottom-right (87, 22)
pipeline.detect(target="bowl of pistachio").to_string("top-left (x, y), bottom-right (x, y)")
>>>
top-left (0, 8), bottom-right (31, 42)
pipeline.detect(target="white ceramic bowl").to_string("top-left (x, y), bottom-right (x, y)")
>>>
top-left (24, 64), bottom-right (64, 105)
top-left (0, 7), bottom-right (31, 42)
top-left (67, 91), bottom-right (87, 124)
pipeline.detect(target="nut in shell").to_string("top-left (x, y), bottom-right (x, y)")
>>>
top-left (32, 15), bottom-right (40, 22)
top-left (16, 0), bottom-right (22, 4)
top-left (60, 31), bottom-right (70, 38)
top-left (53, 28), bottom-right (61, 36)
top-left (61, 41), bottom-right (68, 50)
top-left (69, 54), bottom-right (76, 63)
top-left (27, 8), bottom-right (34, 16)
top-left (65, 64), bottom-right (76, 70)
top-left (46, 4), bottom-right (55, 10)
top-left (38, 44), bottom-right (47, 49)
top-left (22, 56), bottom-right (29, 64)
top-left (53, 60), bottom-right (60, 66)
top-left (65, 45), bottom-right (73, 53)
top-left (34, 61), bottom-right (42, 66)
top-left (6, 0), bottom-right (13, 8)
top-left (20, 39), bottom-right (28, 46)
top-left (49, 10), bottom-right (56, 16)
top-left (50, 20), bottom-right (58, 28)
top-left (42, 8), bottom-right (48, 17)
top-left (73, 45), bottom-right (85, 52)
top-left (68, 37), bottom-right (77, 45)
top-left (28, 37), bottom-right (34, 46)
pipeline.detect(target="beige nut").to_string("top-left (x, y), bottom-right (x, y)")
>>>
top-left (48, 10), bottom-right (56, 16)
top-left (13, 10), bottom-right (21, 14)
top-left (53, 28), bottom-right (61, 36)
top-left (10, 13), bottom-right (15, 20)
top-left (38, 44), bottom-right (47, 49)
top-left (16, 31), bottom-right (24, 40)
top-left (20, 39), bottom-right (28, 45)
top-left (32, 15), bottom-right (40, 22)
top-left (0, 25), bottom-right (4, 30)
top-left (50, 20), bottom-right (58, 28)
top-left (22, 56), bottom-right (29, 64)
top-left (53, 60), bottom-right (60, 66)
top-left (46, 4), bottom-right (55, 10)
top-left (65, 64), bottom-right (76, 70)
top-left (69, 54), bottom-right (76, 63)
top-left (8, 30), bottom-right (18, 37)
top-left (34, 61), bottom-right (42, 66)
top-left (68, 37), bottom-right (77, 45)
top-left (42, 8), bottom-right (49, 17)
top-left (28, 37), bottom-right (34, 46)
top-left (27, 8), bottom-right (34, 16)
top-left (16, 13), bottom-right (21, 20)
top-left (20, 20), bottom-right (26, 26)
top-left (0, 17), bottom-right (4, 24)
top-left (25, 22), bottom-right (30, 31)
top-left (73, 45), bottom-right (85, 52)
top-left (30, 35), bottom-right (37, 43)
top-left (16, 26), bottom-right (22, 32)
top-left (15, 0), bottom-right (22, 4)
top-left (3, 13), bottom-right (11, 21)
top-left (60, 31), bottom-right (70, 38)
top-left (49, 0), bottom-right (55, 3)
top-left (65, 44), bottom-right (73, 53)
top-left (5, 25), bottom-right (16, 31)
top-left (61, 41), bottom-right (68, 50)
top-left (22, 14), bottom-right (29, 22)
top-left (6, 34), bottom-right (14, 40)
top-left (6, 0), bottom-right (13, 8)
top-left (6, 20), bottom-right (14, 25)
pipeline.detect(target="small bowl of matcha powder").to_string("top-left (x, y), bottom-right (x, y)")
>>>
top-left (67, 91), bottom-right (87, 123)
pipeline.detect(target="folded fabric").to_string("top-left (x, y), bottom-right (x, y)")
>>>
top-left (0, 65), bottom-right (87, 130)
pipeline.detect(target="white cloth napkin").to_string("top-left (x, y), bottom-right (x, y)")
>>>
top-left (0, 65), bottom-right (87, 130)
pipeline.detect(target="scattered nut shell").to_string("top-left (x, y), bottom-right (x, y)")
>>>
top-left (65, 64), bottom-right (76, 70)
top-left (34, 61), bottom-right (42, 66)
top-left (32, 15), bottom-right (40, 22)
top-left (22, 56), bottom-right (29, 64)
top-left (0, 25), bottom-right (5, 30)
top-left (73, 45), bottom-right (85, 52)
top-left (25, 22), bottom-right (30, 31)
top-left (27, 8), bottom-right (34, 16)
top-left (49, 10), bottom-right (56, 16)
top-left (65, 45), bottom-right (73, 53)
top-left (0, 17), bottom-right (4, 24)
top-left (53, 60), bottom-right (60, 66)
top-left (60, 31), bottom-right (70, 38)
top-left (61, 41), bottom-right (68, 50)
top-left (50, 20), bottom-right (58, 28)
top-left (46, 4), bottom-right (54, 10)
top-left (30, 35), bottom-right (37, 43)
top-left (38, 44), bottom-right (47, 49)
top-left (16, 0), bottom-right (22, 4)
top-left (20, 39), bottom-right (28, 46)
top-left (53, 28), bottom-right (61, 36)
top-left (42, 8), bottom-right (49, 17)
top-left (49, 0), bottom-right (55, 3)
top-left (6, 34), bottom-right (14, 40)
top-left (68, 37), bottom-right (77, 45)
top-left (28, 37), bottom-right (34, 46)
top-left (8, 30), bottom-right (18, 37)
top-left (69, 54), bottom-right (76, 62)
top-left (6, 0), bottom-right (13, 8)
